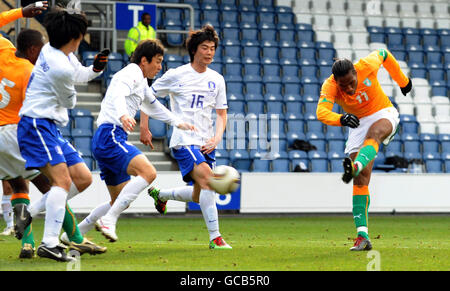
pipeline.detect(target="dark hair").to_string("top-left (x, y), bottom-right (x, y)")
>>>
top-left (141, 12), bottom-right (150, 20)
top-left (17, 29), bottom-right (43, 53)
top-left (130, 39), bottom-right (165, 64)
top-left (331, 58), bottom-right (356, 79)
top-left (186, 24), bottom-right (219, 62)
top-left (43, 7), bottom-right (88, 49)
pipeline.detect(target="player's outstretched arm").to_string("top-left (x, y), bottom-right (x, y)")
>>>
top-left (379, 49), bottom-right (412, 95)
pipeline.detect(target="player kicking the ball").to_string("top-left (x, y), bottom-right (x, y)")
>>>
top-left (316, 49), bottom-right (412, 251)
top-left (141, 25), bottom-right (231, 249)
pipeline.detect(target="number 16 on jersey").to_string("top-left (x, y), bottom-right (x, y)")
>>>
top-left (191, 94), bottom-right (204, 109)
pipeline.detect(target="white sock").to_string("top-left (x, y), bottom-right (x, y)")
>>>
top-left (199, 189), bottom-right (221, 241)
top-left (78, 201), bottom-right (111, 235)
top-left (28, 191), bottom-right (49, 218)
top-left (42, 186), bottom-right (68, 248)
top-left (1, 195), bottom-right (13, 228)
top-left (158, 186), bottom-right (193, 202)
top-left (66, 182), bottom-right (79, 200)
top-left (103, 176), bottom-right (148, 223)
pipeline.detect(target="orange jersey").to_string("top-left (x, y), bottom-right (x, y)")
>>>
top-left (316, 49), bottom-right (409, 126)
top-left (0, 8), bottom-right (22, 27)
top-left (0, 8), bottom-right (32, 126)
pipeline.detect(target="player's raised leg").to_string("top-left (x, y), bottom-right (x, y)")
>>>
top-left (343, 119), bottom-right (393, 184)
top-left (97, 154), bottom-right (157, 242)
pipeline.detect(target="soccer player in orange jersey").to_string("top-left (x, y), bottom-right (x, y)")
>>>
top-left (316, 49), bottom-right (412, 251)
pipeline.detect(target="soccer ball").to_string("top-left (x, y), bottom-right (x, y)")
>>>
top-left (209, 165), bottom-right (240, 195)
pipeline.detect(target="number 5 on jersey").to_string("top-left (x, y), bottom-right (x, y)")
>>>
top-left (191, 94), bottom-right (204, 108)
top-left (0, 78), bottom-right (15, 109)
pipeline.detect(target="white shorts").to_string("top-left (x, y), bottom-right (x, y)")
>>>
top-left (0, 124), bottom-right (40, 180)
top-left (344, 107), bottom-right (400, 155)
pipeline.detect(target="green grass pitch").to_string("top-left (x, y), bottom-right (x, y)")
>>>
top-left (0, 215), bottom-right (448, 271)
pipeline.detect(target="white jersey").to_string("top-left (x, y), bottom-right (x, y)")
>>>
top-left (97, 63), bottom-right (182, 129)
top-left (150, 63), bottom-right (227, 148)
top-left (19, 43), bottom-right (101, 127)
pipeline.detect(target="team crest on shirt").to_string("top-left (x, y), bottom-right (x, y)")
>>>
top-left (363, 78), bottom-right (372, 87)
top-left (208, 81), bottom-right (216, 92)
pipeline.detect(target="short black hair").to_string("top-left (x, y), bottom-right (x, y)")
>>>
top-left (186, 24), bottom-right (219, 62)
top-left (17, 29), bottom-right (43, 53)
top-left (331, 58), bottom-right (356, 79)
top-left (43, 7), bottom-right (88, 49)
top-left (141, 12), bottom-right (150, 20)
top-left (130, 39), bottom-right (165, 64)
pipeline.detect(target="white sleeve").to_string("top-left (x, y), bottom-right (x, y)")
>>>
top-left (70, 54), bottom-right (102, 83)
top-left (141, 86), bottom-right (181, 126)
top-left (215, 76), bottom-right (228, 109)
top-left (149, 69), bottom-right (175, 98)
top-left (52, 69), bottom-right (77, 109)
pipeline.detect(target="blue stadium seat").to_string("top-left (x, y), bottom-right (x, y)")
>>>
top-left (302, 83), bottom-right (320, 99)
top-left (260, 29), bottom-right (277, 41)
top-left (328, 140), bottom-right (345, 153)
top-left (422, 139), bottom-right (440, 153)
top-left (224, 45), bottom-right (242, 59)
top-left (423, 152), bottom-right (443, 173)
top-left (266, 101), bottom-right (284, 114)
top-left (428, 68), bottom-right (445, 82)
top-left (262, 64), bottom-right (281, 83)
top-left (401, 120), bottom-right (419, 134)
top-left (310, 159), bottom-right (328, 172)
top-left (209, 63), bottom-right (223, 74)
top-left (252, 158), bottom-right (270, 172)
top-left (264, 83), bottom-right (283, 101)
top-left (404, 34), bottom-right (421, 46)
top-left (306, 120), bottom-right (323, 133)
top-left (246, 83), bottom-right (264, 100)
top-left (303, 100), bottom-right (317, 114)
top-left (246, 100), bottom-right (265, 114)
top-left (165, 26), bottom-right (185, 46)
top-left (216, 158), bottom-right (230, 166)
top-left (241, 28), bottom-right (259, 42)
top-left (243, 46), bottom-right (261, 60)
top-left (387, 140), bottom-right (402, 152)
top-left (369, 33), bottom-right (385, 43)
top-left (284, 82), bottom-right (302, 96)
top-left (271, 158), bottom-right (290, 172)
top-left (222, 28), bottom-right (240, 41)
top-left (301, 65), bottom-right (318, 80)
top-left (228, 100), bottom-right (246, 113)
top-left (229, 149), bottom-right (251, 171)
top-left (287, 119), bottom-right (305, 133)
top-left (227, 81), bottom-right (244, 96)
top-left (285, 101), bottom-right (303, 115)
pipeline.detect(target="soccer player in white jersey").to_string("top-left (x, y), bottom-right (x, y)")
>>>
top-left (73, 39), bottom-right (195, 243)
top-left (143, 25), bottom-right (232, 249)
top-left (16, 7), bottom-right (109, 262)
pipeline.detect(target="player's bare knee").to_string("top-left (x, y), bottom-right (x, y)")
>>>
top-left (142, 168), bottom-right (157, 184)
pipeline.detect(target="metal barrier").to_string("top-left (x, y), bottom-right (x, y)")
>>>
top-left (80, 0), bottom-right (194, 52)
top-left (9, 0), bottom-right (194, 52)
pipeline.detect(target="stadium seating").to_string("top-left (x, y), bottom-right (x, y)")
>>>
top-left (77, 0), bottom-right (449, 173)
